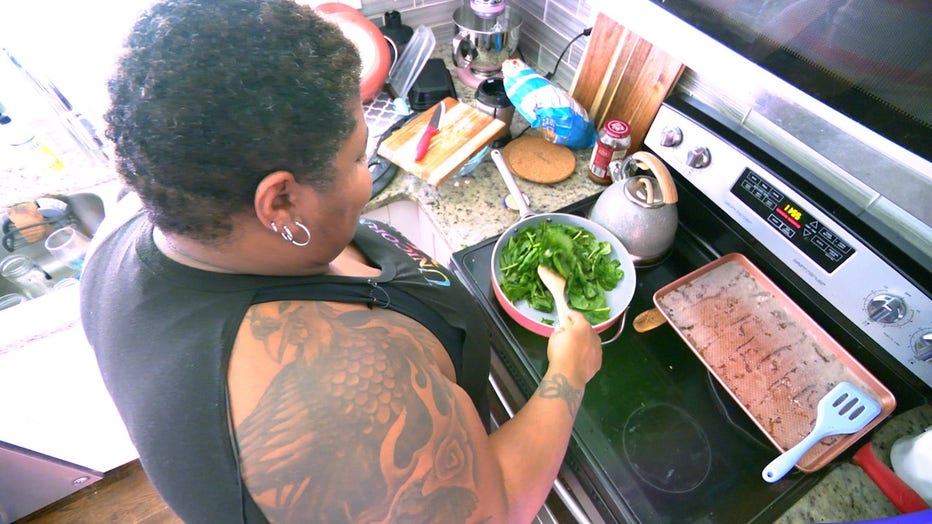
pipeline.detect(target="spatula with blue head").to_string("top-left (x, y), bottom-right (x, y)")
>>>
top-left (763, 381), bottom-right (882, 483)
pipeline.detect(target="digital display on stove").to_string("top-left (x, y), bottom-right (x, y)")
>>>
top-left (731, 169), bottom-right (855, 273)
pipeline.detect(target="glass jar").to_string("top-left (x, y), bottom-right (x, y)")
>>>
top-left (0, 254), bottom-right (53, 298)
top-left (0, 293), bottom-right (28, 311)
top-left (588, 119), bottom-right (631, 184)
top-left (53, 277), bottom-right (80, 290)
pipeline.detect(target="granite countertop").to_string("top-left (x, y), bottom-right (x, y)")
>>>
top-left (363, 46), bottom-right (600, 252)
top-left (365, 132), bottom-right (598, 251)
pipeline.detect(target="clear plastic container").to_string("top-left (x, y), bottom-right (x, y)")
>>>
top-left (387, 24), bottom-right (436, 101)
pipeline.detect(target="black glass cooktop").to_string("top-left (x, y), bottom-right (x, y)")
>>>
top-left (452, 194), bottom-right (825, 523)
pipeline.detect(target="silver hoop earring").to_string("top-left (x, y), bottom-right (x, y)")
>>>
top-left (281, 219), bottom-right (311, 247)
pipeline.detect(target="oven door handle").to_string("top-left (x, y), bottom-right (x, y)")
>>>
top-left (488, 373), bottom-right (594, 524)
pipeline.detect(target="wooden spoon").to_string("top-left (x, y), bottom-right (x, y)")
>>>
top-left (538, 265), bottom-right (571, 325)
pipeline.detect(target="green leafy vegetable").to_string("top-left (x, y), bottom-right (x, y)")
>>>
top-left (499, 221), bottom-right (625, 324)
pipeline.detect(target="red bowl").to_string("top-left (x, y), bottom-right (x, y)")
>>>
top-left (316, 3), bottom-right (390, 103)
top-left (491, 213), bottom-right (637, 337)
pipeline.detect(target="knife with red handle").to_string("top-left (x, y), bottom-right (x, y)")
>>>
top-left (414, 103), bottom-right (444, 162)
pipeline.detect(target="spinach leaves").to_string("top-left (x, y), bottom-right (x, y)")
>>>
top-left (498, 221), bottom-right (625, 325)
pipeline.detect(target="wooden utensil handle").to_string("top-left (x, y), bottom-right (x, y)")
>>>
top-left (631, 151), bottom-right (678, 205)
top-left (633, 307), bottom-right (667, 333)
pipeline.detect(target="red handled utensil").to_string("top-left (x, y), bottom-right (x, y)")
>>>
top-left (853, 441), bottom-right (930, 513)
top-left (414, 103), bottom-right (444, 162)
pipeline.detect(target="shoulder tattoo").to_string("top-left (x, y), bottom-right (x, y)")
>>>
top-left (234, 301), bottom-right (487, 523)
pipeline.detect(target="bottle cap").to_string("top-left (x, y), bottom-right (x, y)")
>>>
top-left (603, 119), bottom-right (630, 138)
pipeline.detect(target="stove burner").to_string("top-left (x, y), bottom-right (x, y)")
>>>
top-left (623, 403), bottom-right (712, 493)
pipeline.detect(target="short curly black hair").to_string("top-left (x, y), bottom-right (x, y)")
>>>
top-left (106, 0), bottom-right (361, 241)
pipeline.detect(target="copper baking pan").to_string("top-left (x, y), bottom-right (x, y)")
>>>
top-left (652, 253), bottom-right (896, 473)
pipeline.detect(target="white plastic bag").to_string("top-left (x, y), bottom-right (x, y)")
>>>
top-left (502, 59), bottom-right (596, 149)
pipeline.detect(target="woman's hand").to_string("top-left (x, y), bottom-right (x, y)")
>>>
top-left (546, 309), bottom-right (603, 388)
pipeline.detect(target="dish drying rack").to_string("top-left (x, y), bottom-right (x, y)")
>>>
top-left (2, 199), bottom-right (77, 253)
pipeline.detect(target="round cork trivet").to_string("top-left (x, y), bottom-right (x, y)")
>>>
top-left (502, 136), bottom-right (576, 184)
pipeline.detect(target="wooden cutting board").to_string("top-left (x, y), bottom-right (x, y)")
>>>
top-left (569, 12), bottom-right (684, 152)
top-left (377, 97), bottom-right (505, 186)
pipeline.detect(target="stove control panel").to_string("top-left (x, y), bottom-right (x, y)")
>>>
top-left (646, 104), bottom-right (932, 389)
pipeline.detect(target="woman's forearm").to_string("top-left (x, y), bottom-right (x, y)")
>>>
top-left (487, 369), bottom-right (585, 523)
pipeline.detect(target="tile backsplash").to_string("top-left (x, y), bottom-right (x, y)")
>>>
top-left (359, 0), bottom-right (594, 90)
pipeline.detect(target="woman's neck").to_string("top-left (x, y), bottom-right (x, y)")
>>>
top-left (152, 228), bottom-right (240, 273)
top-left (152, 227), bottom-right (379, 277)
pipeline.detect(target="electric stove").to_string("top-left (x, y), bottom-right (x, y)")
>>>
top-left (452, 95), bottom-right (931, 523)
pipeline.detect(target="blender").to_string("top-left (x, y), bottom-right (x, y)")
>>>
top-left (452, 0), bottom-right (523, 88)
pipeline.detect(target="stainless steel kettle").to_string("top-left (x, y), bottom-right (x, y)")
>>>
top-left (588, 151), bottom-right (678, 265)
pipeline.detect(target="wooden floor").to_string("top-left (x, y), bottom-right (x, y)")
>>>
top-left (17, 457), bottom-right (572, 523)
top-left (19, 461), bottom-right (182, 524)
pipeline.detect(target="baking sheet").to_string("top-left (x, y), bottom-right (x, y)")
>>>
top-left (654, 253), bottom-right (896, 472)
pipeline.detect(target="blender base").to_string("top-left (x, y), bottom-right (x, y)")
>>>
top-left (456, 66), bottom-right (502, 89)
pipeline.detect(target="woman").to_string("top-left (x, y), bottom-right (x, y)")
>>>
top-left (80, 1), bottom-right (603, 522)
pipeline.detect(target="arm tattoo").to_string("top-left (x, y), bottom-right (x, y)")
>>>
top-left (538, 373), bottom-right (583, 417)
top-left (234, 302), bottom-right (486, 523)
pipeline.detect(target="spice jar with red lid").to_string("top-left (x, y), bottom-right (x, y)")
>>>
top-left (588, 119), bottom-right (631, 184)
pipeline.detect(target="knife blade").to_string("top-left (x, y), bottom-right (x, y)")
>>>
top-left (414, 103), bottom-right (444, 162)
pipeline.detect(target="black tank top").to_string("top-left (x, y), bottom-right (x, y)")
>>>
top-left (80, 214), bottom-right (491, 523)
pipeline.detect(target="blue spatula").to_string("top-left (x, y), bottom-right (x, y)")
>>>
top-left (762, 381), bottom-right (881, 483)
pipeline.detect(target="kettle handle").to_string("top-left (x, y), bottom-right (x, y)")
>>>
top-left (636, 177), bottom-right (655, 205)
top-left (630, 151), bottom-right (678, 205)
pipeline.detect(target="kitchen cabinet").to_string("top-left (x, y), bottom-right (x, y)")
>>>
top-left (0, 444), bottom-right (101, 524)
top-left (363, 199), bottom-right (452, 265)
top-left (0, 286), bottom-right (138, 523)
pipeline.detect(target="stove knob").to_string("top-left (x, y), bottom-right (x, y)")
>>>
top-left (659, 126), bottom-right (683, 147)
top-left (915, 331), bottom-right (932, 362)
top-left (866, 293), bottom-right (907, 324)
top-left (686, 146), bottom-right (711, 168)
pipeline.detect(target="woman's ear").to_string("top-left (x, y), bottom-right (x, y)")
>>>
top-left (254, 170), bottom-right (297, 227)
